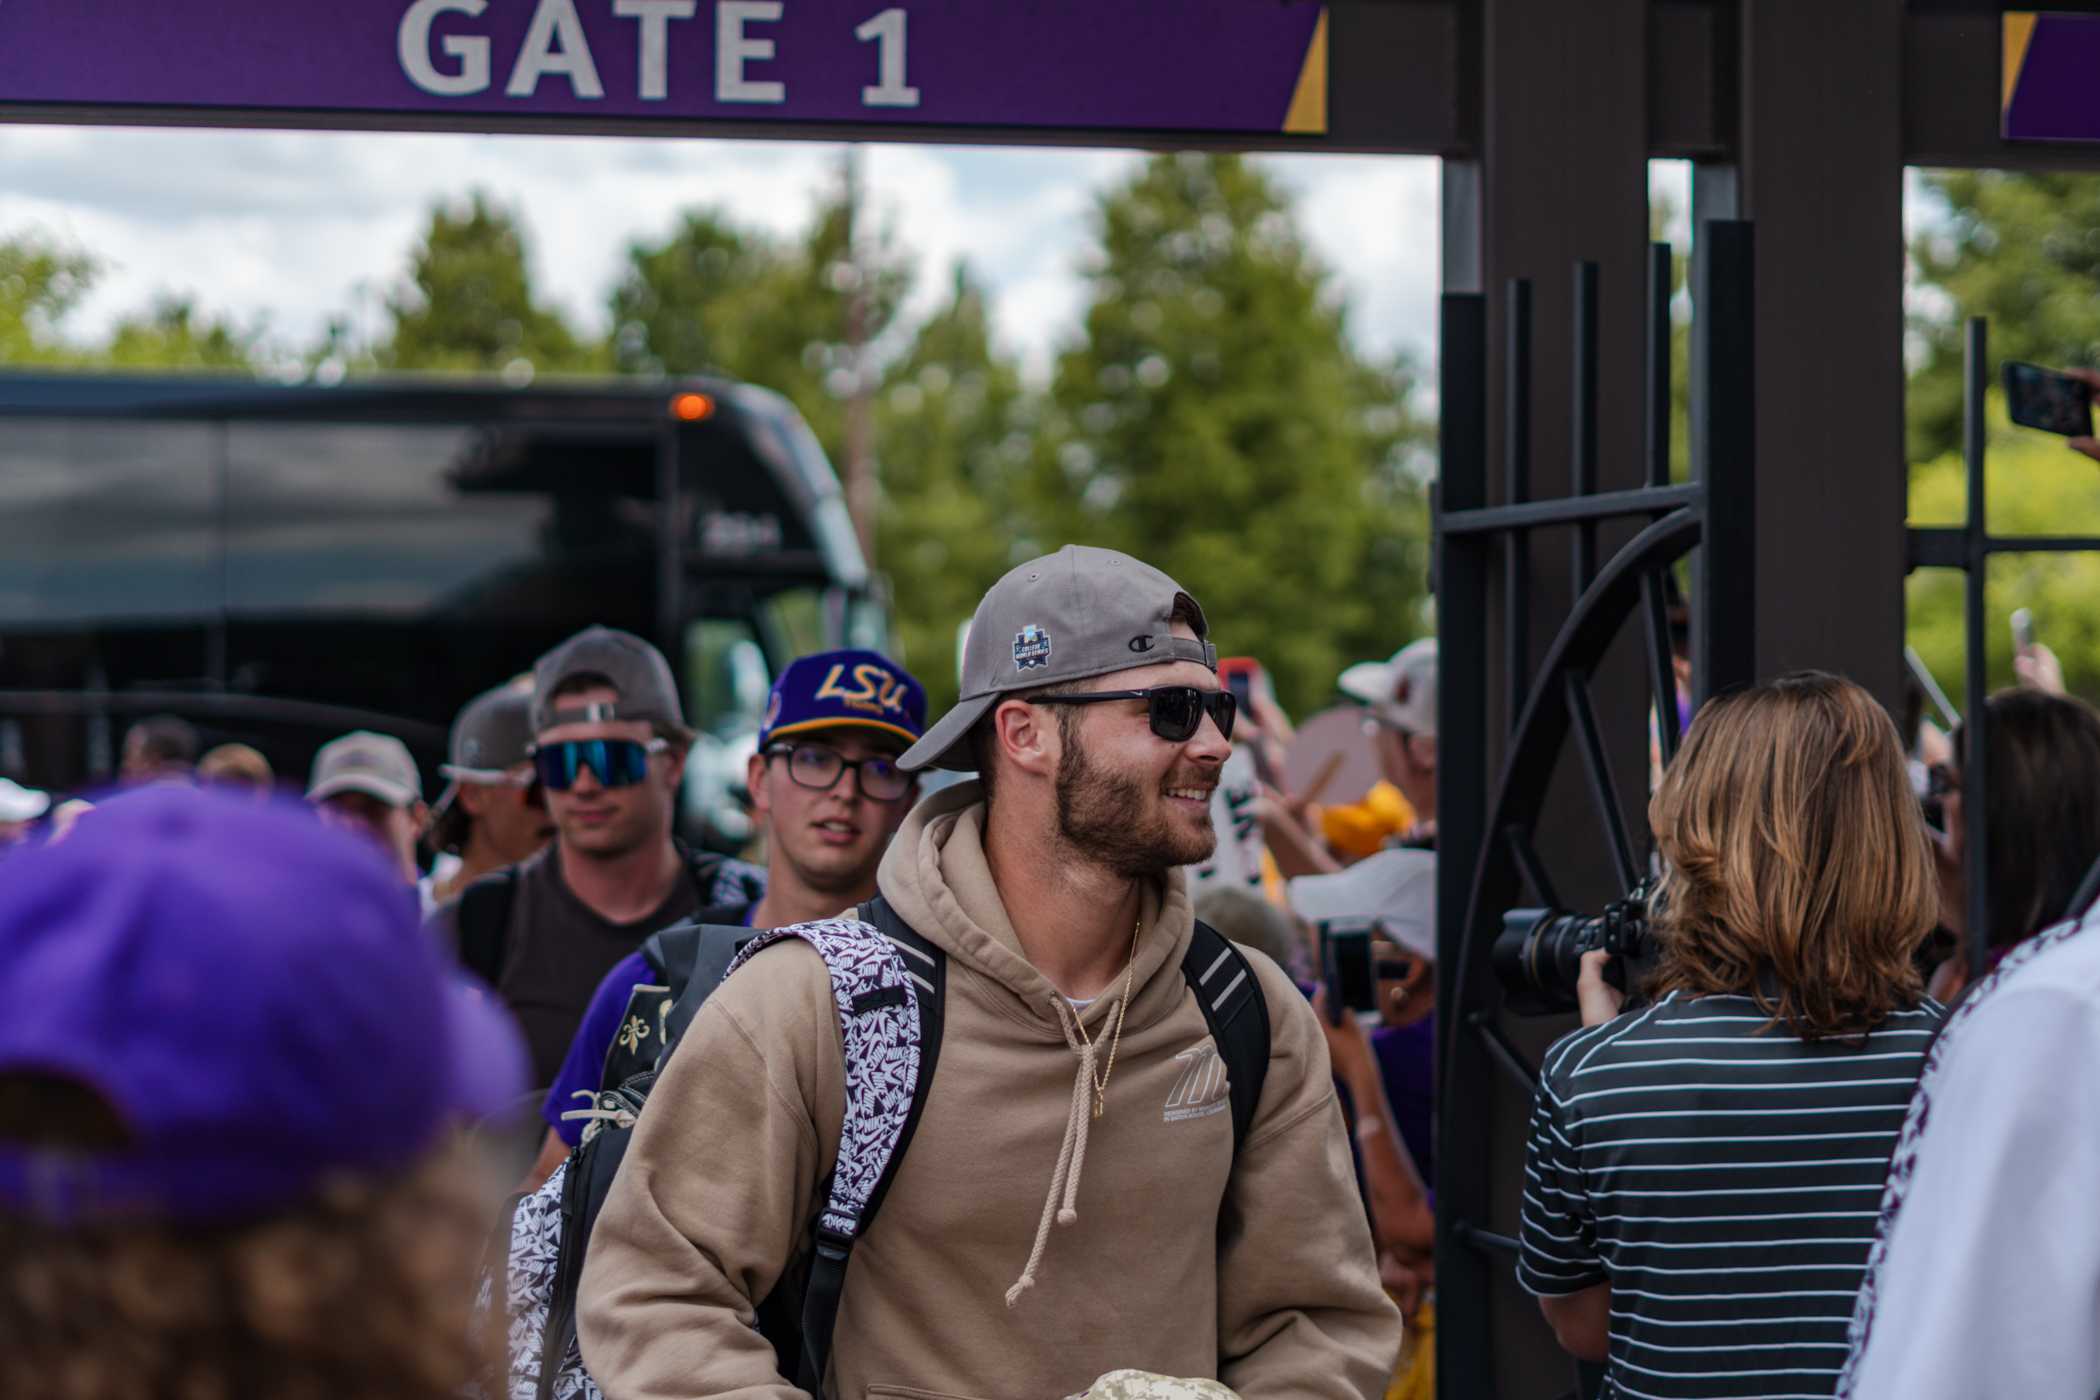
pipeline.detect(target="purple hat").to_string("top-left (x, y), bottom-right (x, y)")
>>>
top-left (0, 785), bottom-right (527, 1223)
top-left (759, 649), bottom-right (927, 751)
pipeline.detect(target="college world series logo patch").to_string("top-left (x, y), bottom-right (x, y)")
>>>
top-left (1014, 624), bottom-right (1052, 671)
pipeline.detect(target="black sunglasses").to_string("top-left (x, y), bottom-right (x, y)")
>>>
top-left (531, 737), bottom-right (668, 792)
top-left (764, 742), bottom-right (913, 803)
top-left (1028, 685), bottom-right (1237, 743)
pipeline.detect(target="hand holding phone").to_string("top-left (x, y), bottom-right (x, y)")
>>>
top-left (2005, 362), bottom-right (2095, 438)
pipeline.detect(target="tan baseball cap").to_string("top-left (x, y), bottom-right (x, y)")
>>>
top-left (306, 731), bottom-right (423, 808)
top-left (900, 545), bottom-right (1217, 774)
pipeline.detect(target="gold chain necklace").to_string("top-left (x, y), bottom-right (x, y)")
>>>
top-left (1071, 918), bottom-right (1142, 1120)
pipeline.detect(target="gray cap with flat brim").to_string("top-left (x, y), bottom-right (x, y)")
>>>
top-left (900, 545), bottom-right (1218, 774)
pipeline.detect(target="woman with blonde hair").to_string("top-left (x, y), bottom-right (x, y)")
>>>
top-left (1516, 671), bottom-right (1944, 1400)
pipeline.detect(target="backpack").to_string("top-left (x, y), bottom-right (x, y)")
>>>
top-left (482, 899), bottom-right (1270, 1400)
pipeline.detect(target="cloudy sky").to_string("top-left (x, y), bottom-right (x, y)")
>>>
top-left (0, 124), bottom-right (1459, 380)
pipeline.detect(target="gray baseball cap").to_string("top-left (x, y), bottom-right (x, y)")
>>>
top-left (428, 680), bottom-right (536, 852)
top-left (442, 681), bottom-right (536, 782)
top-left (306, 731), bottom-right (423, 808)
top-left (900, 545), bottom-right (1217, 774)
top-left (530, 627), bottom-right (686, 737)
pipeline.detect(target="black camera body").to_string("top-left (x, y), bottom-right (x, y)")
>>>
top-left (1491, 883), bottom-right (1654, 1016)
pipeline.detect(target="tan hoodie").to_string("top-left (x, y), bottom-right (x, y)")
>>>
top-left (577, 782), bottom-right (1402, 1399)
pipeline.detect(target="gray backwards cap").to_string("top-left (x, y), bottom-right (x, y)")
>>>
top-left (443, 681), bottom-right (535, 782)
top-left (530, 626), bottom-right (686, 736)
top-left (900, 545), bottom-right (1217, 774)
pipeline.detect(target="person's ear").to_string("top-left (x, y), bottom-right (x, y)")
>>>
top-left (1411, 733), bottom-right (1438, 772)
top-left (746, 751), bottom-right (773, 822)
top-left (458, 783), bottom-right (491, 819)
top-left (658, 742), bottom-right (689, 792)
top-left (993, 697), bottom-right (1058, 783)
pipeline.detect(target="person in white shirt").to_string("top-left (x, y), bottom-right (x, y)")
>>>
top-left (1841, 902), bottom-right (2100, 1400)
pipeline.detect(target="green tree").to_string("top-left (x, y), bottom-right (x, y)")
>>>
top-left (874, 265), bottom-right (1034, 714)
top-left (0, 232), bottom-right (96, 364)
top-left (100, 297), bottom-right (253, 371)
top-left (1029, 153), bottom-right (1432, 718)
top-left (1908, 171), bottom-right (2100, 463)
top-left (1902, 172), bottom-right (2100, 703)
top-left (609, 180), bottom-right (911, 463)
top-left (382, 192), bottom-right (600, 373)
top-left (1909, 394), bottom-right (2100, 705)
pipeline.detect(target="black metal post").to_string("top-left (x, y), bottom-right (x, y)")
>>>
top-left (1692, 220), bottom-right (1757, 702)
top-left (1963, 317), bottom-right (1991, 981)
top-left (1506, 278), bottom-right (1533, 728)
top-left (1434, 291), bottom-right (1496, 1400)
top-left (656, 421), bottom-right (685, 668)
top-left (1647, 242), bottom-right (1673, 491)
top-left (1572, 260), bottom-right (1600, 593)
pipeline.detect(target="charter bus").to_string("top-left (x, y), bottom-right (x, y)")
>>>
top-left (0, 371), bottom-right (884, 844)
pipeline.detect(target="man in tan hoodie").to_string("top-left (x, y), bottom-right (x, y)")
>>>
top-left (578, 545), bottom-right (1402, 1399)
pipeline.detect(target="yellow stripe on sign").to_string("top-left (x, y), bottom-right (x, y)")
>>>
top-left (2004, 11), bottom-right (2041, 113)
top-left (1283, 8), bottom-right (1330, 135)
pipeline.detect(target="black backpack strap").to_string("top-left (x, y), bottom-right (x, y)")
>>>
top-left (647, 921), bottom-right (757, 1067)
top-left (456, 866), bottom-right (520, 985)
top-left (1182, 919), bottom-right (1271, 1155)
top-left (793, 895), bottom-right (946, 1395)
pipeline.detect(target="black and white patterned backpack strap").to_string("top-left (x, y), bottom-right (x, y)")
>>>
top-left (723, 901), bottom-right (945, 1393)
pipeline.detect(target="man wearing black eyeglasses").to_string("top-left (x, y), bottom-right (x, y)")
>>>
top-left (440, 626), bottom-right (764, 1101)
top-left (520, 649), bottom-right (925, 1184)
top-left (581, 547), bottom-right (1399, 1400)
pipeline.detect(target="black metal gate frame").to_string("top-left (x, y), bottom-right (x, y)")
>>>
top-left (1431, 221), bottom-right (1758, 1399)
top-left (1907, 318), bottom-right (2100, 988)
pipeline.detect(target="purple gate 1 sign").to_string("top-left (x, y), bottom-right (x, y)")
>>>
top-left (0, 1), bottom-right (1330, 138)
top-left (2003, 12), bottom-right (2100, 142)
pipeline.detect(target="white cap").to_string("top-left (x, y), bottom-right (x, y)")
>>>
top-left (0, 778), bottom-right (51, 823)
top-left (1287, 847), bottom-right (1437, 962)
top-left (1338, 638), bottom-right (1437, 737)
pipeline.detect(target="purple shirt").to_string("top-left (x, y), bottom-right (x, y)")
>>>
top-left (1372, 1014), bottom-right (1435, 1189)
top-left (540, 901), bottom-right (755, 1144)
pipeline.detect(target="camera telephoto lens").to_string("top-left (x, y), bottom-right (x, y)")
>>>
top-left (1490, 884), bottom-right (1654, 1017)
top-left (1492, 909), bottom-right (1604, 1016)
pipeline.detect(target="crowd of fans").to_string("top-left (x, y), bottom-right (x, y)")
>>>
top-left (1, 541), bottom-right (2098, 1399)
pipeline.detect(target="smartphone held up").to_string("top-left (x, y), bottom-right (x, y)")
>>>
top-left (2005, 361), bottom-right (2095, 438)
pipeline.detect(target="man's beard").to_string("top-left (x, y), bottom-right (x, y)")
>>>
top-left (1055, 734), bottom-right (1216, 877)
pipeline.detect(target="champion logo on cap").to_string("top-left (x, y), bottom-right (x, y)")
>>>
top-left (1014, 624), bottom-right (1053, 671)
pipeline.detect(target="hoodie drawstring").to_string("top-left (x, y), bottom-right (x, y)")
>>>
top-left (1006, 995), bottom-right (1098, 1307)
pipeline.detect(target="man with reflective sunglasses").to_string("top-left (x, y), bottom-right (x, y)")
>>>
top-left (523, 649), bottom-right (924, 1179)
top-left (580, 546), bottom-right (1399, 1400)
top-left (437, 626), bottom-right (763, 1095)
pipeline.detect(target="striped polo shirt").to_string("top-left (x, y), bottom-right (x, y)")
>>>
top-left (1517, 990), bottom-right (1944, 1400)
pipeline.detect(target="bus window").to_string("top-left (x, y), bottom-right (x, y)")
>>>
top-left (0, 420), bottom-right (219, 624)
top-left (224, 423), bottom-right (551, 616)
top-left (684, 619), bottom-right (771, 738)
top-left (682, 618), bottom-right (771, 854)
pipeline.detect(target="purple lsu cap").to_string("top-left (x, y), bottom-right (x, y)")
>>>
top-left (0, 785), bottom-right (527, 1223)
